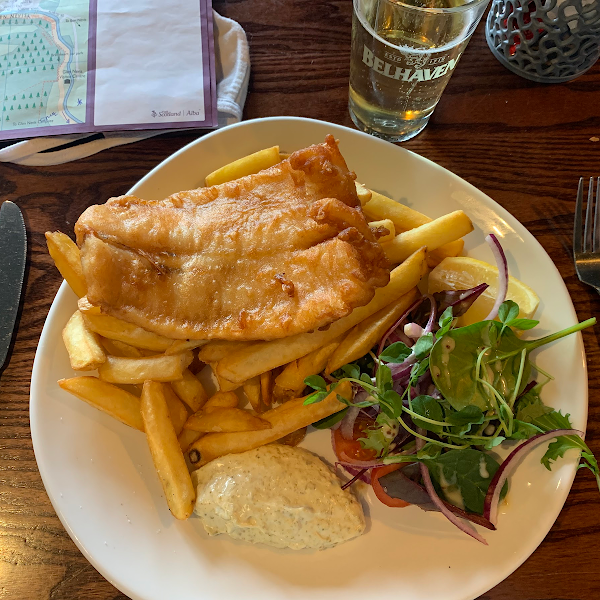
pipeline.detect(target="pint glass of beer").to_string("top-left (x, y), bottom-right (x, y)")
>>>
top-left (349, 0), bottom-right (489, 142)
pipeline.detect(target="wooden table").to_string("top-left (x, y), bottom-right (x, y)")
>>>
top-left (1, 1), bottom-right (599, 598)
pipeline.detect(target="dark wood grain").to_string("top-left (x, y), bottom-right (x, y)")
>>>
top-left (1, 0), bottom-right (599, 598)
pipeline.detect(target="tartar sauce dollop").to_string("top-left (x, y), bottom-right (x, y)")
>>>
top-left (192, 444), bottom-right (365, 550)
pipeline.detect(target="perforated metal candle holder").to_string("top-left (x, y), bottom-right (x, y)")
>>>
top-left (486, 0), bottom-right (600, 83)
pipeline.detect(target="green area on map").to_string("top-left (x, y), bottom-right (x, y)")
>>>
top-left (0, 0), bottom-right (89, 131)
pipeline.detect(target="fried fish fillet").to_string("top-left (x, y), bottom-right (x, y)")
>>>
top-left (75, 135), bottom-right (390, 340)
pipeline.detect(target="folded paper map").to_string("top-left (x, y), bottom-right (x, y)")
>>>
top-left (0, 0), bottom-right (217, 140)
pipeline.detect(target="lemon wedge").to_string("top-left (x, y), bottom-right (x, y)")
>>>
top-left (428, 256), bottom-right (540, 326)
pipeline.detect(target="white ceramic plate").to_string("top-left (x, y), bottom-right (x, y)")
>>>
top-left (31, 117), bottom-right (588, 600)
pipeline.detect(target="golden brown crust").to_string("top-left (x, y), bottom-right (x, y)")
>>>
top-left (75, 137), bottom-right (390, 340)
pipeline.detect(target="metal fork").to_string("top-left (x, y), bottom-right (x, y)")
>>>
top-left (574, 177), bottom-right (600, 292)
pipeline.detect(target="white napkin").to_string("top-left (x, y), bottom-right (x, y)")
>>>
top-left (0, 11), bottom-right (249, 167)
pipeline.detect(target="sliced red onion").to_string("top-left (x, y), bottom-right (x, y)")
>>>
top-left (429, 386), bottom-right (442, 399)
top-left (483, 429), bottom-right (582, 525)
top-left (415, 432), bottom-right (488, 544)
top-left (446, 503), bottom-right (496, 530)
top-left (393, 381), bottom-right (407, 398)
top-left (484, 233), bottom-right (509, 321)
top-left (422, 294), bottom-right (437, 334)
top-left (379, 328), bottom-right (422, 381)
top-left (419, 461), bottom-right (488, 544)
top-left (361, 404), bottom-right (380, 420)
top-left (354, 388), bottom-right (371, 403)
top-left (340, 445), bottom-right (417, 468)
top-left (337, 463), bottom-right (372, 483)
top-left (377, 296), bottom-right (424, 357)
top-left (389, 360), bottom-right (415, 381)
top-left (340, 405), bottom-right (360, 440)
top-left (417, 368), bottom-right (433, 390)
top-left (338, 452), bottom-right (386, 468)
top-left (388, 329), bottom-right (414, 347)
top-left (341, 467), bottom-right (370, 490)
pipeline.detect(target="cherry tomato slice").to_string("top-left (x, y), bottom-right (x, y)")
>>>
top-left (333, 417), bottom-right (378, 462)
top-left (371, 464), bottom-right (410, 508)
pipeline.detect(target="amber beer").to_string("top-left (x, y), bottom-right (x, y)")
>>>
top-left (349, 0), bottom-right (489, 142)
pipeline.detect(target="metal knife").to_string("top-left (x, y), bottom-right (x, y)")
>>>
top-left (0, 202), bottom-right (27, 371)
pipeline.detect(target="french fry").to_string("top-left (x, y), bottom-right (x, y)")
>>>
top-left (178, 428), bottom-right (203, 453)
top-left (83, 313), bottom-right (174, 352)
top-left (163, 384), bottom-right (189, 436)
top-left (363, 189), bottom-right (434, 230)
top-left (208, 362), bottom-right (241, 392)
top-left (355, 181), bottom-right (372, 206)
top-left (170, 369), bottom-right (208, 412)
top-left (362, 190), bottom-right (464, 258)
top-left (117, 383), bottom-right (143, 397)
top-left (198, 340), bottom-right (254, 363)
top-left (216, 249), bottom-right (426, 384)
top-left (98, 352), bottom-right (193, 384)
top-left (45, 231), bottom-right (87, 298)
top-left (204, 391), bottom-right (239, 410)
top-left (278, 427), bottom-right (307, 447)
top-left (188, 381), bottom-right (352, 467)
top-left (58, 376), bottom-right (144, 431)
top-left (178, 392), bottom-right (238, 451)
top-left (243, 377), bottom-right (261, 412)
top-left (326, 288), bottom-right (419, 374)
top-left (272, 385), bottom-right (300, 404)
top-left (184, 407), bottom-right (271, 433)
top-left (427, 239), bottom-right (465, 268)
top-left (165, 339), bottom-right (208, 355)
top-left (205, 146), bottom-right (280, 187)
top-left (100, 338), bottom-right (146, 358)
top-left (381, 211), bottom-right (473, 265)
top-left (441, 239), bottom-right (467, 257)
top-left (62, 310), bottom-right (106, 371)
top-left (260, 370), bottom-right (273, 410)
top-left (140, 381), bottom-right (195, 520)
top-left (216, 375), bottom-right (241, 392)
top-left (274, 334), bottom-right (343, 395)
top-left (369, 219), bottom-right (396, 244)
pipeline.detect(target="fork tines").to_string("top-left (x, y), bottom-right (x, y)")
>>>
top-left (574, 177), bottom-right (600, 255)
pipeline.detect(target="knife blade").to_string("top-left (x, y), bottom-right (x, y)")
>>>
top-left (0, 201), bottom-right (27, 371)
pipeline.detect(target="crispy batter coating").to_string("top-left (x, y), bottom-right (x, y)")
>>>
top-left (75, 136), bottom-right (390, 340)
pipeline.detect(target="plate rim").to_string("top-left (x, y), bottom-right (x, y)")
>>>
top-left (30, 116), bottom-right (588, 600)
